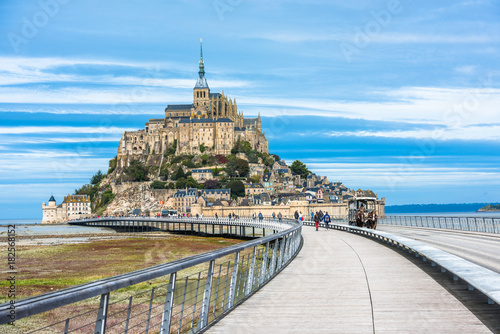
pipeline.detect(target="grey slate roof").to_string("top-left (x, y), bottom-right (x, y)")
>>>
top-left (234, 127), bottom-right (246, 131)
top-left (49, 195), bottom-right (56, 202)
top-left (209, 93), bottom-right (222, 98)
top-left (202, 189), bottom-right (230, 195)
top-left (215, 118), bottom-right (234, 123)
top-left (194, 74), bottom-right (209, 89)
top-left (166, 104), bottom-right (194, 111)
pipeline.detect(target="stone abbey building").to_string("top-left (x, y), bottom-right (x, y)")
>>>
top-left (116, 42), bottom-right (268, 168)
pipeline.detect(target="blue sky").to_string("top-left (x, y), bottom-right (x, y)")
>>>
top-left (1, 0), bottom-right (499, 219)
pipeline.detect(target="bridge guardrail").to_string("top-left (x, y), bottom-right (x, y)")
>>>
top-left (304, 221), bottom-right (500, 307)
top-left (0, 217), bottom-right (303, 333)
top-left (379, 215), bottom-right (500, 234)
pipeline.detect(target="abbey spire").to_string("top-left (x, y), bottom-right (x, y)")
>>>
top-left (194, 38), bottom-right (209, 89)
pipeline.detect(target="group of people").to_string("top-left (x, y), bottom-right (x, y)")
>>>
top-left (252, 212), bottom-right (284, 222)
top-left (313, 210), bottom-right (331, 231)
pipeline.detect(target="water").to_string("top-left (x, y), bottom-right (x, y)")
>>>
top-left (386, 211), bottom-right (500, 218)
top-left (0, 218), bottom-right (41, 225)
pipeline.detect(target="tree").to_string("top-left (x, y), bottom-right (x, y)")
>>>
top-left (101, 190), bottom-right (114, 206)
top-left (151, 180), bottom-right (166, 189)
top-left (175, 178), bottom-right (187, 188)
top-left (125, 160), bottom-right (148, 182)
top-left (226, 157), bottom-right (249, 177)
top-left (182, 159), bottom-right (196, 168)
top-left (171, 166), bottom-right (186, 180)
top-left (247, 151), bottom-right (259, 163)
top-left (264, 167), bottom-right (270, 174)
top-left (227, 180), bottom-right (245, 197)
top-left (271, 154), bottom-right (281, 162)
top-left (290, 160), bottom-right (309, 179)
top-left (108, 157), bottom-right (117, 174)
top-left (236, 159), bottom-right (250, 177)
top-left (204, 179), bottom-right (220, 189)
top-left (185, 177), bottom-right (199, 188)
top-left (199, 143), bottom-right (206, 153)
top-left (251, 174), bottom-right (261, 184)
top-left (90, 170), bottom-right (104, 185)
top-left (164, 139), bottom-right (177, 158)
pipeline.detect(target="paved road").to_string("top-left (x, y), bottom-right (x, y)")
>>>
top-left (377, 225), bottom-right (500, 274)
top-left (207, 227), bottom-right (493, 333)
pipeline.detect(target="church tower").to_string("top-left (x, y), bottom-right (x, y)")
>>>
top-left (193, 39), bottom-right (210, 112)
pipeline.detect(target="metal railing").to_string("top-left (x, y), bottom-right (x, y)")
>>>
top-left (0, 217), bottom-right (302, 333)
top-left (379, 215), bottom-right (500, 234)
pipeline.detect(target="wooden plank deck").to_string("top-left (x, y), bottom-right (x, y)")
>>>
top-left (207, 227), bottom-right (493, 333)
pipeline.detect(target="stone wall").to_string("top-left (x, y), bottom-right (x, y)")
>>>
top-left (191, 201), bottom-right (349, 219)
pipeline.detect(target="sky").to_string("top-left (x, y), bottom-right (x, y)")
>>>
top-left (1, 0), bottom-right (499, 219)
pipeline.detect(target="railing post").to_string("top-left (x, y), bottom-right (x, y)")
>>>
top-left (259, 242), bottom-right (270, 286)
top-left (145, 288), bottom-right (155, 334)
top-left (277, 237), bottom-right (285, 270)
top-left (227, 252), bottom-right (240, 310)
top-left (197, 260), bottom-right (215, 331)
top-left (245, 246), bottom-right (257, 296)
top-left (269, 238), bottom-right (279, 278)
top-left (94, 293), bottom-right (109, 334)
top-left (159, 272), bottom-right (176, 334)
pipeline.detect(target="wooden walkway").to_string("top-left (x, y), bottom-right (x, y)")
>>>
top-left (207, 227), bottom-right (493, 333)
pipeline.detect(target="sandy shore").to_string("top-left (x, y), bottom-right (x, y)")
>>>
top-left (0, 224), bottom-right (169, 246)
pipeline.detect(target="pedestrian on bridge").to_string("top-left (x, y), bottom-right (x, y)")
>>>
top-left (314, 212), bottom-right (320, 231)
top-left (294, 210), bottom-right (299, 221)
top-left (258, 212), bottom-right (263, 221)
top-left (323, 212), bottom-right (331, 230)
top-left (278, 212), bottom-right (282, 223)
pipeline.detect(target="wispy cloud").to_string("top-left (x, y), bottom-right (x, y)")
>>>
top-left (0, 126), bottom-right (134, 134)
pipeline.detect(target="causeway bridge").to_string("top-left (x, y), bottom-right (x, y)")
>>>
top-left (1, 216), bottom-right (500, 333)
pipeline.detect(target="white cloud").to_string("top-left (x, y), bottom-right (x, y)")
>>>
top-left (0, 126), bottom-right (134, 135)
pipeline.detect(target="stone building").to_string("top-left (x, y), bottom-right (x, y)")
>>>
top-left (42, 194), bottom-right (91, 224)
top-left (116, 41), bottom-right (268, 169)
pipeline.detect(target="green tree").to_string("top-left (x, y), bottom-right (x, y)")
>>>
top-left (264, 167), bottom-right (270, 174)
top-left (182, 159), bottom-right (196, 168)
top-left (101, 190), bottom-right (114, 206)
top-left (290, 160), bottom-right (309, 179)
top-left (151, 180), bottom-right (166, 189)
top-left (90, 170), bottom-right (104, 185)
top-left (175, 178), bottom-right (187, 188)
top-left (251, 174), bottom-right (261, 184)
top-left (108, 157), bottom-right (117, 174)
top-left (199, 143), bottom-right (206, 153)
top-left (247, 151), bottom-right (259, 163)
top-left (125, 160), bottom-right (148, 182)
top-left (271, 154), bottom-right (281, 162)
top-left (227, 180), bottom-right (245, 197)
top-left (171, 166), bottom-right (186, 180)
top-left (236, 159), bottom-right (249, 177)
top-left (185, 177), bottom-right (200, 188)
top-left (204, 179), bottom-right (220, 189)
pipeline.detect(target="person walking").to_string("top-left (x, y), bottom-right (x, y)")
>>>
top-left (272, 212), bottom-right (275, 220)
top-left (215, 212), bottom-right (218, 220)
top-left (299, 211), bottom-right (303, 221)
top-left (294, 210), bottom-right (299, 221)
top-left (252, 212), bottom-right (256, 220)
top-left (310, 211), bottom-right (314, 222)
top-left (277, 212), bottom-right (282, 223)
top-left (323, 211), bottom-right (331, 230)
top-left (258, 212), bottom-right (263, 222)
top-left (313, 211), bottom-right (320, 231)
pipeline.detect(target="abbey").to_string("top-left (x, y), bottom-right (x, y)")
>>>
top-left (116, 42), bottom-right (268, 168)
